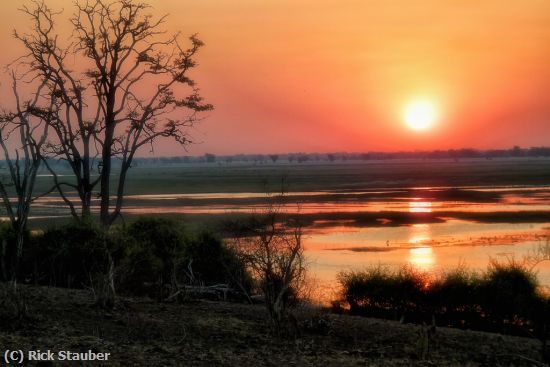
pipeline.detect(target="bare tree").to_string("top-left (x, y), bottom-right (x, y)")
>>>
top-left (0, 72), bottom-right (51, 280)
top-left (232, 191), bottom-right (306, 335)
top-left (13, 0), bottom-right (212, 227)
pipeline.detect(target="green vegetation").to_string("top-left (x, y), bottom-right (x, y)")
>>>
top-left (16, 158), bottom-right (550, 198)
top-left (338, 265), bottom-right (428, 322)
top-left (27, 221), bottom-right (113, 289)
top-left (108, 158), bottom-right (550, 193)
top-left (4, 218), bottom-right (252, 304)
top-left (118, 218), bottom-right (187, 299)
top-left (181, 230), bottom-right (253, 297)
top-left (338, 263), bottom-right (550, 339)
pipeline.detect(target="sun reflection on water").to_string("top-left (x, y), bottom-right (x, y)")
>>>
top-left (408, 201), bottom-right (433, 213)
top-left (408, 223), bottom-right (435, 269)
top-left (408, 247), bottom-right (435, 269)
top-left (408, 223), bottom-right (431, 244)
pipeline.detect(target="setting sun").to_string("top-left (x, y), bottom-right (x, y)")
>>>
top-left (404, 100), bottom-right (437, 131)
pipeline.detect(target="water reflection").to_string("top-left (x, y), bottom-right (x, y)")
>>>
top-left (408, 201), bottom-right (432, 213)
top-left (24, 188), bottom-right (550, 215)
top-left (408, 247), bottom-right (435, 269)
top-left (408, 223), bottom-right (435, 269)
top-left (408, 224), bottom-right (431, 245)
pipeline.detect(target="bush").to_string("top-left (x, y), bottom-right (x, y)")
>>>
top-left (180, 230), bottom-right (253, 295)
top-left (338, 266), bottom-right (426, 320)
top-left (30, 221), bottom-right (112, 289)
top-left (338, 262), bottom-right (549, 336)
top-left (338, 267), bottom-right (393, 312)
top-left (430, 269), bottom-right (479, 309)
top-left (118, 218), bottom-right (252, 301)
top-left (10, 216), bottom-right (253, 304)
top-left (429, 268), bottom-right (482, 328)
top-left (478, 261), bottom-right (541, 333)
top-left (118, 217), bottom-right (186, 299)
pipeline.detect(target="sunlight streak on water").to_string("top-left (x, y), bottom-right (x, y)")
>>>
top-left (407, 223), bottom-right (435, 270)
top-left (408, 201), bottom-right (433, 213)
top-left (408, 247), bottom-right (435, 269)
top-left (408, 224), bottom-right (432, 245)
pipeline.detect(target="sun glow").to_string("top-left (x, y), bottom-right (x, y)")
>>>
top-left (408, 247), bottom-right (435, 269)
top-left (404, 100), bottom-right (437, 131)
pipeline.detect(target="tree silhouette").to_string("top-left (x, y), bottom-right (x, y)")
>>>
top-left (0, 72), bottom-right (51, 279)
top-left (14, 0), bottom-right (212, 227)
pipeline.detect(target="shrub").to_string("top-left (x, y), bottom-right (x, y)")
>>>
top-left (338, 266), bottom-right (427, 320)
top-left (430, 269), bottom-right (479, 309)
top-left (180, 230), bottom-right (253, 296)
top-left (338, 267), bottom-right (394, 313)
top-left (429, 268), bottom-right (482, 328)
top-left (478, 261), bottom-right (540, 333)
top-left (118, 217), bottom-right (186, 299)
top-left (30, 221), bottom-right (111, 289)
top-left (392, 266), bottom-right (428, 318)
top-left (338, 262), bottom-right (549, 337)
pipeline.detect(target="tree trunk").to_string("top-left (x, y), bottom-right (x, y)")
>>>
top-left (81, 135), bottom-right (92, 219)
top-left (15, 226), bottom-right (24, 272)
top-left (100, 126), bottom-right (114, 228)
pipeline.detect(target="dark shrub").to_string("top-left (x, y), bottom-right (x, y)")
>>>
top-left (31, 221), bottom-right (110, 288)
top-left (338, 266), bottom-right (426, 320)
top-left (181, 231), bottom-right (252, 292)
top-left (478, 261), bottom-right (540, 333)
top-left (118, 217), bottom-right (186, 299)
top-left (119, 219), bottom-right (252, 301)
top-left (338, 262), bottom-right (549, 337)
top-left (338, 267), bottom-right (391, 313)
top-left (429, 269), bottom-right (482, 328)
top-left (431, 269), bottom-right (478, 309)
top-left (392, 266), bottom-right (427, 318)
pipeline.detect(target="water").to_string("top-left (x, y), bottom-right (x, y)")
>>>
top-left (10, 185), bottom-right (550, 294)
top-left (304, 220), bottom-right (550, 297)
top-left (22, 185), bottom-right (550, 214)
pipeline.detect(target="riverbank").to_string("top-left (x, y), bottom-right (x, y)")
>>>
top-left (0, 285), bottom-right (545, 366)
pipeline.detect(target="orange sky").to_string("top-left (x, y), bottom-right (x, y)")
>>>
top-left (1, 0), bottom-right (550, 155)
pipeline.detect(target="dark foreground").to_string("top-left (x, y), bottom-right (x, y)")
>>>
top-left (0, 285), bottom-right (545, 366)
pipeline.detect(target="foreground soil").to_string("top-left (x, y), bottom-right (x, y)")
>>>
top-left (0, 285), bottom-right (546, 366)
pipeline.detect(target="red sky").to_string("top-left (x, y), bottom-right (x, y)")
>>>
top-left (1, 0), bottom-right (550, 155)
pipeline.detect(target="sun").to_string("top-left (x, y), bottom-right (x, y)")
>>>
top-left (404, 100), bottom-right (437, 131)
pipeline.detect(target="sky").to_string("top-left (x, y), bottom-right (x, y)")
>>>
top-left (1, 0), bottom-right (550, 155)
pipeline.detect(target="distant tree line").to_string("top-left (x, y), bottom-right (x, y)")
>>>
top-left (20, 146), bottom-right (544, 167)
top-left (2, 146), bottom-right (548, 171)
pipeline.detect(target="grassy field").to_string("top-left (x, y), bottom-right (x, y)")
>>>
top-left (26, 158), bottom-right (550, 196)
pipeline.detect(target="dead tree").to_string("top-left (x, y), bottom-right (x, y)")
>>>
top-left (14, 0), bottom-right (212, 227)
top-left (0, 72), bottom-right (51, 280)
top-left (233, 191), bottom-right (306, 335)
